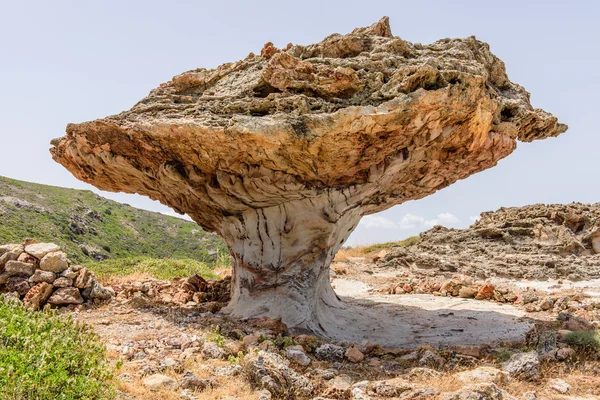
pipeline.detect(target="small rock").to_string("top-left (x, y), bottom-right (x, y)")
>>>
top-left (88, 280), bottom-right (112, 300)
top-left (203, 341), bottom-right (227, 359)
top-left (286, 348), bottom-right (311, 366)
top-left (53, 276), bottom-right (73, 288)
top-left (159, 358), bottom-right (183, 373)
top-left (47, 287), bottom-right (84, 305)
top-left (370, 377), bottom-right (413, 397)
top-left (179, 389), bottom-right (198, 400)
top-left (315, 344), bottom-right (345, 361)
top-left (548, 378), bottom-right (570, 394)
top-left (475, 283), bottom-right (495, 300)
top-left (400, 351), bottom-right (419, 361)
top-left (143, 373), bottom-right (178, 390)
top-left (418, 350), bottom-right (445, 367)
top-left (538, 297), bottom-right (554, 310)
top-left (406, 367), bottom-right (441, 380)
top-left (180, 371), bottom-right (212, 390)
top-left (458, 286), bottom-right (477, 298)
top-left (257, 390), bottom-right (271, 400)
top-left (455, 367), bottom-right (509, 385)
top-left (213, 364), bottom-right (242, 377)
top-left (345, 346), bottom-right (365, 363)
top-left (556, 347), bottom-right (574, 361)
top-left (39, 251), bottom-right (69, 273)
top-left (323, 374), bottom-right (353, 397)
top-left (502, 351), bottom-right (540, 381)
top-left (442, 383), bottom-right (518, 400)
top-left (243, 335), bottom-right (259, 347)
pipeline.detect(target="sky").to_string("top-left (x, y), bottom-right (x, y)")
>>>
top-left (0, 1), bottom-right (598, 246)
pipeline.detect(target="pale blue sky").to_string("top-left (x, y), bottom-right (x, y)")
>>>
top-left (0, 1), bottom-right (597, 245)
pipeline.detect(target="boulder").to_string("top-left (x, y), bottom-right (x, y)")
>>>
top-left (60, 267), bottom-right (79, 279)
top-left (30, 270), bottom-right (56, 284)
top-left (39, 251), bottom-right (68, 273)
top-left (25, 243), bottom-right (60, 259)
top-left (47, 287), bottom-right (84, 305)
top-left (23, 282), bottom-right (53, 310)
top-left (73, 268), bottom-right (94, 288)
top-left (501, 351), bottom-right (540, 381)
top-left (4, 260), bottom-right (35, 277)
top-left (6, 276), bottom-right (30, 295)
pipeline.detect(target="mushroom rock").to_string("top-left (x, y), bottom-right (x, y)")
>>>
top-left (51, 17), bottom-right (566, 337)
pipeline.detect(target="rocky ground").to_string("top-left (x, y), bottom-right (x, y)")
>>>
top-left (53, 203), bottom-right (600, 400)
top-left (5, 203), bottom-right (600, 399)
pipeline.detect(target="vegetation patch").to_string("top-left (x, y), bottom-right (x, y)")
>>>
top-left (564, 330), bottom-right (600, 351)
top-left (0, 297), bottom-right (115, 399)
top-left (85, 256), bottom-right (219, 281)
top-left (360, 236), bottom-right (420, 254)
top-left (0, 175), bottom-right (228, 264)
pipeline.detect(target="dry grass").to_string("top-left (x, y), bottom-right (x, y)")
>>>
top-left (113, 353), bottom-right (256, 400)
top-left (334, 236), bottom-right (420, 262)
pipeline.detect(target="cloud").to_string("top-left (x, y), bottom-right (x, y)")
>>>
top-left (360, 215), bottom-right (398, 229)
top-left (359, 212), bottom-right (461, 231)
top-left (469, 215), bottom-right (480, 222)
top-left (399, 213), bottom-right (425, 229)
top-left (424, 212), bottom-right (460, 227)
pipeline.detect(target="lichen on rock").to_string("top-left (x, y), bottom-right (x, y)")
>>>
top-left (50, 17), bottom-right (566, 336)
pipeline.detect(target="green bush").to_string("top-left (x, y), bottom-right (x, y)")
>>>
top-left (0, 298), bottom-right (115, 399)
top-left (564, 330), bottom-right (600, 351)
top-left (85, 256), bottom-right (218, 280)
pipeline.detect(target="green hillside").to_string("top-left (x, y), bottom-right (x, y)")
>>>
top-left (0, 175), bottom-right (228, 264)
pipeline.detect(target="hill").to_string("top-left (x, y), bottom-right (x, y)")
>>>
top-left (0, 175), bottom-right (227, 264)
top-left (378, 202), bottom-right (600, 281)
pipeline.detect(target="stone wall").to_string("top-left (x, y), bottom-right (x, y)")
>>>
top-left (0, 241), bottom-right (112, 310)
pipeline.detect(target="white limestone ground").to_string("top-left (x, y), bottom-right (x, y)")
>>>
top-left (331, 278), bottom-right (532, 348)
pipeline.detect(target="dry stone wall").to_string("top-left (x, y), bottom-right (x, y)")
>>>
top-left (0, 241), bottom-right (112, 310)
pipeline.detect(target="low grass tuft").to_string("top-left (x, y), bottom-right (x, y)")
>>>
top-left (85, 256), bottom-right (218, 281)
top-left (0, 297), bottom-right (115, 399)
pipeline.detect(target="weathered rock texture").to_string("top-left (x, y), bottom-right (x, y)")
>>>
top-left (50, 18), bottom-right (566, 335)
top-left (381, 203), bottom-right (600, 281)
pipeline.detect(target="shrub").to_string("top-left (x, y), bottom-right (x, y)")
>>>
top-left (564, 330), bottom-right (600, 351)
top-left (207, 325), bottom-right (226, 347)
top-left (85, 256), bottom-right (218, 281)
top-left (0, 297), bottom-right (115, 399)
